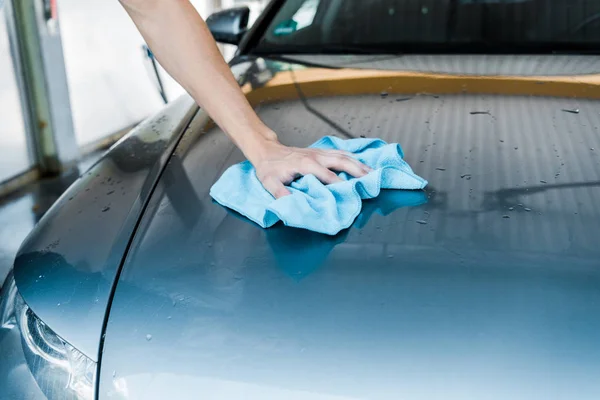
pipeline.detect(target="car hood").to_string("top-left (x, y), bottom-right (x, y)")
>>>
top-left (12, 96), bottom-right (198, 360)
top-left (99, 58), bottom-right (600, 399)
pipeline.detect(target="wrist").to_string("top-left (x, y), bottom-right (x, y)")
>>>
top-left (234, 125), bottom-right (279, 163)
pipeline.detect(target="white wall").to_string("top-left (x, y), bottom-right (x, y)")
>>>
top-left (57, 0), bottom-right (267, 147)
top-left (0, 6), bottom-right (30, 182)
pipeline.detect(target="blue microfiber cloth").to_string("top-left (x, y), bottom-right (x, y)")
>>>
top-left (210, 136), bottom-right (428, 235)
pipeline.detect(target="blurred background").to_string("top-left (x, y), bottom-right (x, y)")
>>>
top-left (0, 0), bottom-right (268, 184)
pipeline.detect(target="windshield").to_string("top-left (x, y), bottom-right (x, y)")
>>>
top-left (255, 0), bottom-right (600, 54)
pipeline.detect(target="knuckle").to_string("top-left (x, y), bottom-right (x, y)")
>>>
top-left (300, 156), bottom-right (316, 170)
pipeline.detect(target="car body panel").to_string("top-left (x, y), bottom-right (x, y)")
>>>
top-left (11, 96), bottom-right (198, 360)
top-left (99, 58), bottom-right (600, 399)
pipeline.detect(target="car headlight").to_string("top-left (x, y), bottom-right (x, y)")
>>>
top-left (0, 274), bottom-right (96, 400)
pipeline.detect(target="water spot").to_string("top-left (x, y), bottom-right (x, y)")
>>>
top-left (524, 208), bottom-right (532, 212)
top-left (57, 303), bottom-right (61, 306)
top-left (360, 135), bottom-right (366, 138)
top-left (592, 148), bottom-right (595, 151)
top-left (380, 91), bottom-right (388, 98)
top-left (514, 147), bottom-right (518, 150)
top-left (396, 97), bottom-right (411, 102)
top-left (517, 203), bottom-right (523, 207)
top-left (68, 197), bottom-right (73, 201)
top-left (561, 108), bottom-right (580, 114)
top-left (416, 220), bottom-right (428, 225)
top-left (167, 316), bottom-right (172, 320)
top-left (106, 190), bottom-right (115, 195)
top-left (387, 254), bottom-right (394, 259)
top-left (85, 188), bottom-right (90, 192)
top-left (502, 215), bottom-right (510, 219)
top-left (499, 140), bottom-right (504, 143)
top-left (112, 371), bottom-right (116, 378)
top-left (540, 180), bottom-right (547, 184)
top-left (461, 174), bottom-right (472, 179)
top-left (436, 168), bottom-right (446, 171)
top-left (146, 334), bottom-right (152, 341)
top-left (509, 207), bottom-right (514, 211)
top-left (102, 206), bottom-right (110, 212)
top-left (470, 111), bottom-right (490, 115)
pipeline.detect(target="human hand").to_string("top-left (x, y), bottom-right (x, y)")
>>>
top-left (247, 137), bottom-right (372, 199)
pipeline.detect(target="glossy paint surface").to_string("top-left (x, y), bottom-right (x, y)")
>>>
top-left (12, 96), bottom-right (197, 360)
top-left (99, 58), bottom-right (600, 399)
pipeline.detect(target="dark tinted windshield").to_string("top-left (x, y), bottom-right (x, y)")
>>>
top-left (255, 0), bottom-right (600, 54)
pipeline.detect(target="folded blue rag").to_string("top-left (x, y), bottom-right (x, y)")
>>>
top-left (210, 136), bottom-right (428, 235)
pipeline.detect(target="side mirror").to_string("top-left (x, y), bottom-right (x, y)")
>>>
top-left (206, 7), bottom-right (250, 46)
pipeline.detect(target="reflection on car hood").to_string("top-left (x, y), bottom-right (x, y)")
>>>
top-left (99, 59), bottom-right (600, 399)
top-left (12, 96), bottom-right (198, 360)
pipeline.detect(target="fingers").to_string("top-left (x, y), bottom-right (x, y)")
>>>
top-left (318, 153), bottom-right (371, 178)
top-left (255, 148), bottom-right (373, 199)
top-left (301, 162), bottom-right (343, 185)
top-left (261, 176), bottom-right (291, 199)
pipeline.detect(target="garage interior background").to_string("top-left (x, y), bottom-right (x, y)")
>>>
top-left (0, 0), bottom-right (269, 286)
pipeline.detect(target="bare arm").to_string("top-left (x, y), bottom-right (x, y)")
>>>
top-left (119, 0), bottom-right (370, 197)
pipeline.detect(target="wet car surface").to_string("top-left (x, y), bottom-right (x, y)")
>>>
top-left (2, 0), bottom-right (600, 398)
top-left (99, 72), bottom-right (600, 398)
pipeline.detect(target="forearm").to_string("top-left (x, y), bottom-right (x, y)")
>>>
top-left (119, 0), bottom-right (276, 159)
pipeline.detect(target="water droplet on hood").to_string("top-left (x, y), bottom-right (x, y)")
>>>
top-left (561, 108), bottom-right (580, 114)
top-left (470, 111), bottom-right (490, 115)
top-left (102, 206), bottom-right (110, 212)
top-left (146, 334), bottom-right (152, 341)
top-left (416, 220), bottom-right (428, 225)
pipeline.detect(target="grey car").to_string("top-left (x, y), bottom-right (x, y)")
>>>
top-left (2, 0), bottom-right (600, 399)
